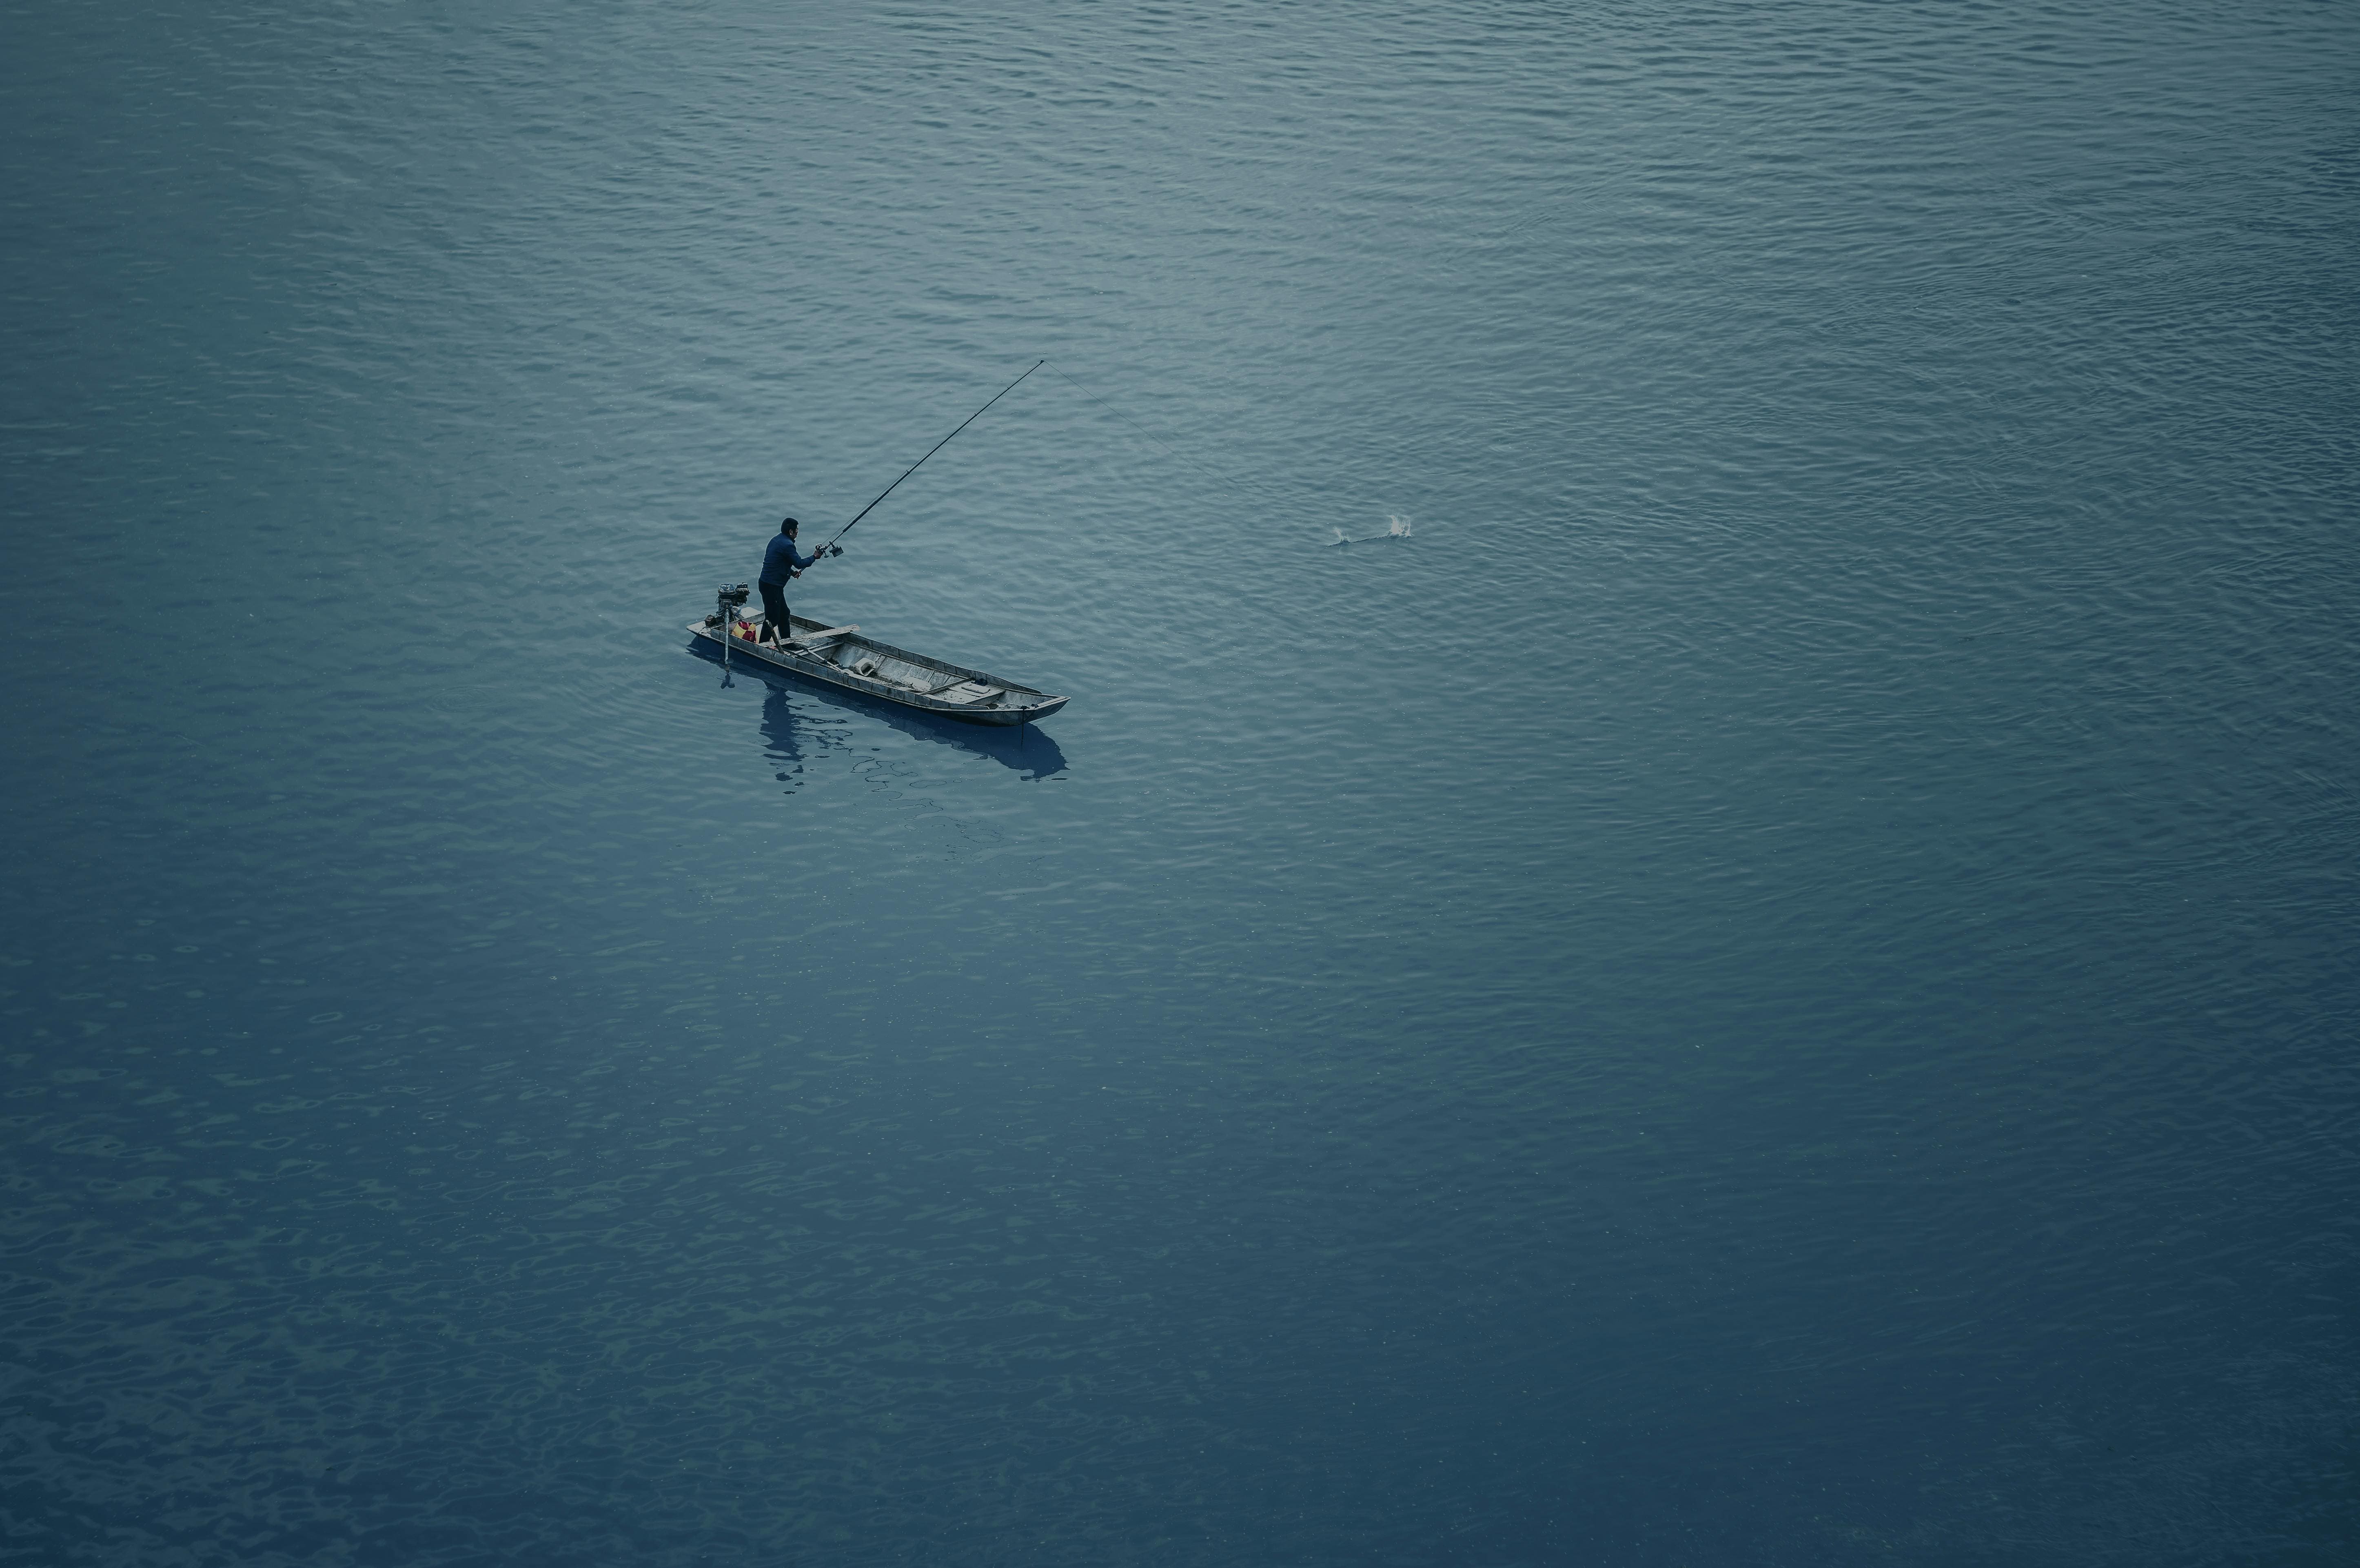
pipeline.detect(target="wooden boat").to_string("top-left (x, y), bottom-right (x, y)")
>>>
top-left (686, 610), bottom-right (1067, 726)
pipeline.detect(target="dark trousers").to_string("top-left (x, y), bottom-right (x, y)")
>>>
top-left (759, 580), bottom-right (790, 643)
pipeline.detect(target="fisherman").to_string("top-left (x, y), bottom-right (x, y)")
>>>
top-left (757, 517), bottom-right (825, 647)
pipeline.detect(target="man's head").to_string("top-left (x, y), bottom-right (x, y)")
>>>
top-left (781, 517), bottom-right (800, 537)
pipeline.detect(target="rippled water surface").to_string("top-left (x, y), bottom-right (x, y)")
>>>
top-left (4, 2), bottom-right (2357, 1563)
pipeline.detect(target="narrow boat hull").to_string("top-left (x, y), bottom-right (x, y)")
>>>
top-left (685, 614), bottom-right (1067, 727)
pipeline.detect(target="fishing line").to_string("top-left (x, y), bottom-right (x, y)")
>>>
top-left (1042, 360), bottom-right (1264, 513)
top-left (1045, 361), bottom-right (1386, 543)
top-left (816, 356), bottom-right (1343, 546)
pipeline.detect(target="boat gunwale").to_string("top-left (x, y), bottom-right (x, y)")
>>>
top-left (685, 615), bottom-right (1066, 724)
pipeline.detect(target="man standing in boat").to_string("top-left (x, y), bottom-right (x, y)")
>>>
top-left (758, 517), bottom-right (826, 648)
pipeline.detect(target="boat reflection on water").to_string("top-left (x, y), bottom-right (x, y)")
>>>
top-left (691, 636), bottom-right (1069, 781)
top-left (756, 682), bottom-right (844, 792)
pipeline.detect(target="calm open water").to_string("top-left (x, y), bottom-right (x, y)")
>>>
top-left (4, 2), bottom-right (2357, 1563)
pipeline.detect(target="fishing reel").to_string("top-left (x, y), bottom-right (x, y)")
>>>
top-left (823, 545), bottom-right (843, 558)
top-left (706, 582), bottom-right (750, 627)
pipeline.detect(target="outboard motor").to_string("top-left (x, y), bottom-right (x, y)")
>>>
top-left (707, 582), bottom-right (752, 675)
top-left (706, 582), bottom-right (750, 629)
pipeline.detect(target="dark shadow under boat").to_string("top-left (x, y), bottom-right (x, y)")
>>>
top-left (690, 636), bottom-right (1069, 780)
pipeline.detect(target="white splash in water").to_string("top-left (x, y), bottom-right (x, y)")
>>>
top-left (1332, 515), bottom-right (1415, 546)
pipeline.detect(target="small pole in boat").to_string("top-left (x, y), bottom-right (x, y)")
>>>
top-left (825, 360), bottom-right (1045, 550)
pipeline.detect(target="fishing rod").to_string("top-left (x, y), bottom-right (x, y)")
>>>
top-left (824, 360), bottom-right (1045, 552)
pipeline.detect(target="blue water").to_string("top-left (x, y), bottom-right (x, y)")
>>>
top-left (4, 2), bottom-right (2357, 1562)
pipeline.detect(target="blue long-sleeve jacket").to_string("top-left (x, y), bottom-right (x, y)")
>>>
top-left (760, 532), bottom-right (819, 586)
